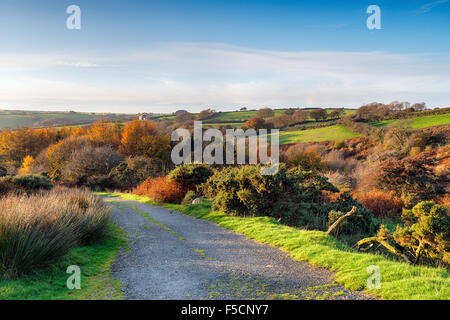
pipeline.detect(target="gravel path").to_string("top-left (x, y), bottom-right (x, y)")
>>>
top-left (105, 198), bottom-right (372, 300)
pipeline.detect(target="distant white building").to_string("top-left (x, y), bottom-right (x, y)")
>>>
top-left (138, 113), bottom-right (152, 121)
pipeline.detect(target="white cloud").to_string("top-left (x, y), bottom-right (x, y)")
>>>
top-left (0, 43), bottom-right (449, 112)
top-left (413, 0), bottom-right (449, 14)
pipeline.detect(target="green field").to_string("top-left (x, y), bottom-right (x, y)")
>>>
top-left (370, 113), bottom-right (450, 129)
top-left (277, 125), bottom-right (360, 145)
top-left (0, 110), bottom-right (135, 130)
top-left (204, 108), bottom-right (356, 124)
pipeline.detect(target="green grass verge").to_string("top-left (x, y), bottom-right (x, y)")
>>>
top-left (98, 192), bottom-right (450, 300)
top-left (370, 113), bottom-right (450, 129)
top-left (277, 125), bottom-right (360, 144)
top-left (0, 224), bottom-right (126, 300)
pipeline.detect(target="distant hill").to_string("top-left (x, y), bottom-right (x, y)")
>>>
top-left (0, 110), bottom-right (136, 130)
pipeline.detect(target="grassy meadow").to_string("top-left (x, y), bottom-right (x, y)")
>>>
top-left (277, 125), bottom-right (360, 144)
top-left (370, 113), bottom-right (450, 129)
top-left (0, 110), bottom-right (135, 130)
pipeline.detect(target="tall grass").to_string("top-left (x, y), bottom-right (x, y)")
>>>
top-left (0, 188), bottom-right (110, 279)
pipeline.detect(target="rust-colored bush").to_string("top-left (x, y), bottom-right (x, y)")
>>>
top-left (353, 189), bottom-right (403, 218)
top-left (0, 179), bottom-right (13, 196)
top-left (438, 194), bottom-right (450, 208)
top-left (133, 177), bottom-right (186, 203)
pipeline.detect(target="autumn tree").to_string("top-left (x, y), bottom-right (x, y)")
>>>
top-left (257, 108), bottom-right (274, 119)
top-left (87, 120), bottom-right (122, 147)
top-left (329, 108), bottom-right (345, 119)
top-left (62, 145), bottom-right (123, 181)
top-left (293, 110), bottom-right (308, 123)
top-left (310, 109), bottom-right (328, 121)
top-left (120, 120), bottom-right (159, 156)
top-left (268, 114), bottom-right (291, 128)
top-left (18, 155), bottom-right (35, 175)
top-left (197, 109), bottom-right (216, 120)
top-left (174, 112), bottom-right (195, 124)
top-left (72, 126), bottom-right (85, 136)
top-left (47, 135), bottom-right (92, 179)
top-left (244, 117), bottom-right (270, 130)
top-left (0, 128), bottom-right (51, 167)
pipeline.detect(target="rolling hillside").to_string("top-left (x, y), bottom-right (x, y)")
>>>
top-left (370, 113), bottom-right (450, 129)
top-left (0, 110), bottom-right (136, 130)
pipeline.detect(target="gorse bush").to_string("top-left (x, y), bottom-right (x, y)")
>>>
top-left (357, 201), bottom-right (449, 267)
top-left (395, 202), bottom-right (449, 266)
top-left (181, 190), bottom-right (198, 206)
top-left (286, 151), bottom-right (327, 172)
top-left (109, 156), bottom-right (165, 190)
top-left (0, 188), bottom-right (110, 279)
top-left (202, 164), bottom-right (376, 235)
top-left (0, 175), bottom-right (52, 195)
top-left (134, 176), bottom-right (186, 203)
top-left (168, 164), bottom-right (213, 191)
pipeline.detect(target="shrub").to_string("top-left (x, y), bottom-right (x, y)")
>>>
top-left (310, 109), bottom-right (328, 121)
top-left (325, 191), bottom-right (377, 238)
top-left (0, 175), bottom-right (52, 195)
top-left (334, 140), bottom-right (345, 149)
top-left (357, 202), bottom-right (449, 267)
top-left (244, 117), bottom-right (271, 130)
top-left (323, 150), bottom-right (358, 173)
top-left (61, 145), bottom-right (123, 182)
top-left (0, 167), bottom-right (7, 177)
top-left (18, 155), bottom-right (35, 175)
top-left (0, 179), bottom-right (13, 196)
top-left (286, 151), bottom-right (327, 172)
top-left (109, 156), bottom-right (164, 190)
top-left (82, 175), bottom-right (118, 192)
top-left (181, 190), bottom-right (198, 206)
top-left (168, 164), bottom-right (213, 191)
top-left (134, 176), bottom-right (186, 203)
top-left (376, 154), bottom-right (447, 205)
top-left (47, 135), bottom-right (92, 180)
top-left (0, 188), bottom-right (110, 279)
top-left (354, 189), bottom-right (403, 218)
top-left (202, 164), bottom-right (375, 236)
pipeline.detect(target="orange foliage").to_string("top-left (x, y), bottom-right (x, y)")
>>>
top-left (244, 117), bottom-right (268, 130)
top-left (133, 177), bottom-right (186, 203)
top-left (87, 120), bottom-right (121, 147)
top-left (438, 194), bottom-right (450, 208)
top-left (72, 126), bottom-right (84, 136)
top-left (353, 189), bottom-right (403, 218)
top-left (18, 155), bottom-right (35, 175)
top-left (0, 127), bottom-right (51, 166)
top-left (120, 120), bottom-right (158, 156)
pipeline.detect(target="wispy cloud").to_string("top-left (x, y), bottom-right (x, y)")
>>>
top-left (413, 0), bottom-right (449, 15)
top-left (0, 43), bottom-right (449, 112)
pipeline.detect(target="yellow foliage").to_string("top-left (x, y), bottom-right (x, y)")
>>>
top-left (87, 120), bottom-right (121, 147)
top-left (120, 120), bottom-right (158, 156)
top-left (18, 155), bottom-right (35, 175)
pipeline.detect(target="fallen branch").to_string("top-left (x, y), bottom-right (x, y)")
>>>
top-left (326, 206), bottom-right (357, 235)
top-left (356, 237), bottom-right (412, 264)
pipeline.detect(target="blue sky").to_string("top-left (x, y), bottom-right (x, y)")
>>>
top-left (0, 0), bottom-right (449, 113)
